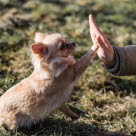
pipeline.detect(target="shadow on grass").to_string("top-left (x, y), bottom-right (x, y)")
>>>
top-left (103, 77), bottom-right (136, 96)
top-left (17, 117), bottom-right (129, 136)
top-left (112, 77), bottom-right (136, 95)
top-left (90, 76), bottom-right (136, 97)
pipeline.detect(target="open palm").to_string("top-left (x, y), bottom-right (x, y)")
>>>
top-left (89, 14), bottom-right (115, 67)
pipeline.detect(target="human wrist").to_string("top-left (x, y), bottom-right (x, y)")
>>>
top-left (104, 57), bottom-right (115, 68)
top-left (103, 49), bottom-right (116, 68)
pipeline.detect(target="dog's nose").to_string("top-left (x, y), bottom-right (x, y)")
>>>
top-left (68, 42), bottom-right (76, 48)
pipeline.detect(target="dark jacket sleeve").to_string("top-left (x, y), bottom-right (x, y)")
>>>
top-left (105, 45), bottom-right (136, 76)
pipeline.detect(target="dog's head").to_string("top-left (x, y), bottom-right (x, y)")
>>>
top-left (31, 32), bottom-right (76, 78)
top-left (31, 32), bottom-right (76, 58)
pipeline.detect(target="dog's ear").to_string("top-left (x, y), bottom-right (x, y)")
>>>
top-left (31, 42), bottom-right (48, 55)
top-left (34, 32), bottom-right (46, 42)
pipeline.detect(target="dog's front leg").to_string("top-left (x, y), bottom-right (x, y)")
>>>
top-left (59, 104), bottom-right (79, 120)
top-left (73, 44), bottom-right (98, 79)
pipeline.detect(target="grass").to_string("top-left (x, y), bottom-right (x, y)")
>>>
top-left (0, 0), bottom-right (136, 135)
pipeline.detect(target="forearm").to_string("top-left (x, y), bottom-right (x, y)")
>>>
top-left (105, 45), bottom-right (136, 76)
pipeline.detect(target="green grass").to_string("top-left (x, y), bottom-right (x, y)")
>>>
top-left (0, 0), bottom-right (136, 135)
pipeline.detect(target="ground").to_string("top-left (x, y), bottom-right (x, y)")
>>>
top-left (0, 0), bottom-right (136, 136)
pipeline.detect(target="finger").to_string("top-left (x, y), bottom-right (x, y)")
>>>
top-left (90, 36), bottom-right (99, 52)
top-left (88, 14), bottom-right (100, 42)
top-left (91, 44), bottom-right (99, 52)
top-left (94, 35), bottom-right (98, 43)
top-left (96, 36), bottom-right (105, 48)
top-left (89, 14), bottom-right (110, 47)
top-left (90, 31), bottom-right (96, 43)
top-left (100, 35), bottom-right (111, 47)
top-left (89, 14), bottom-right (100, 33)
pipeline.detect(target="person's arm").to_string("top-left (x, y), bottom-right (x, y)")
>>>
top-left (106, 45), bottom-right (136, 76)
top-left (89, 14), bottom-right (136, 76)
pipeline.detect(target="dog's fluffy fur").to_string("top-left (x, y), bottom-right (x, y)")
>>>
top-left (0, 32), bottom-right (98, 130)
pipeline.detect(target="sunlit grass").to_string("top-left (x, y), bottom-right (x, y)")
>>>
top-left (0, 0), bottom-right (135, 135)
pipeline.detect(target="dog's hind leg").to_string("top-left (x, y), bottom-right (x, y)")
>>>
top-left (59, 104), bottom-right (79, 120)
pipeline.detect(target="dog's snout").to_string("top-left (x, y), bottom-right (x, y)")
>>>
top-left (67, 42), bottom-right (76, 48)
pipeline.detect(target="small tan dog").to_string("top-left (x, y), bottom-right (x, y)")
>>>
top-left (0, 32), bottom-right (98, 130)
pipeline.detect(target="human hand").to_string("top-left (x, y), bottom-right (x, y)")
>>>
top-left (89, 14), bottom-right (115, 67)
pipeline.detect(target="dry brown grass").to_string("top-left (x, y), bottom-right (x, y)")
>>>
top-left (0, 0), bottom-right (135, 135)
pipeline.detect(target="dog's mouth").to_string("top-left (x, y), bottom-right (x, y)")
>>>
top-left (67, 42), bottom-right (76, 53)
top-left (56, 42), bottom-right (76, 58)
top-left (67, 42), bottom-right (76, 48)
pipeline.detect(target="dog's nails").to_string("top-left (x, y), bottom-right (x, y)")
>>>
top-left (91, 44), bottom-right (99, 52)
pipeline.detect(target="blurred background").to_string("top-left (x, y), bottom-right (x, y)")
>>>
top-left (0, 0), bottom-right (136, 135)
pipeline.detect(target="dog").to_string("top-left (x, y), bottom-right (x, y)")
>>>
top-left (0, 32), bottom-right (98, 130)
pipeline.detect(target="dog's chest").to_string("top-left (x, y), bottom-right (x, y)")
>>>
top-left (35, 68), bottom-right (74, 119)
top-left (36, 83), bottom-right (74, 119)
top-left (48, 83), bottom-right (73, 110)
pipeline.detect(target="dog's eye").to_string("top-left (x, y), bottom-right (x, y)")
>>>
top-left (60, 42), bottom-right (66, 50)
